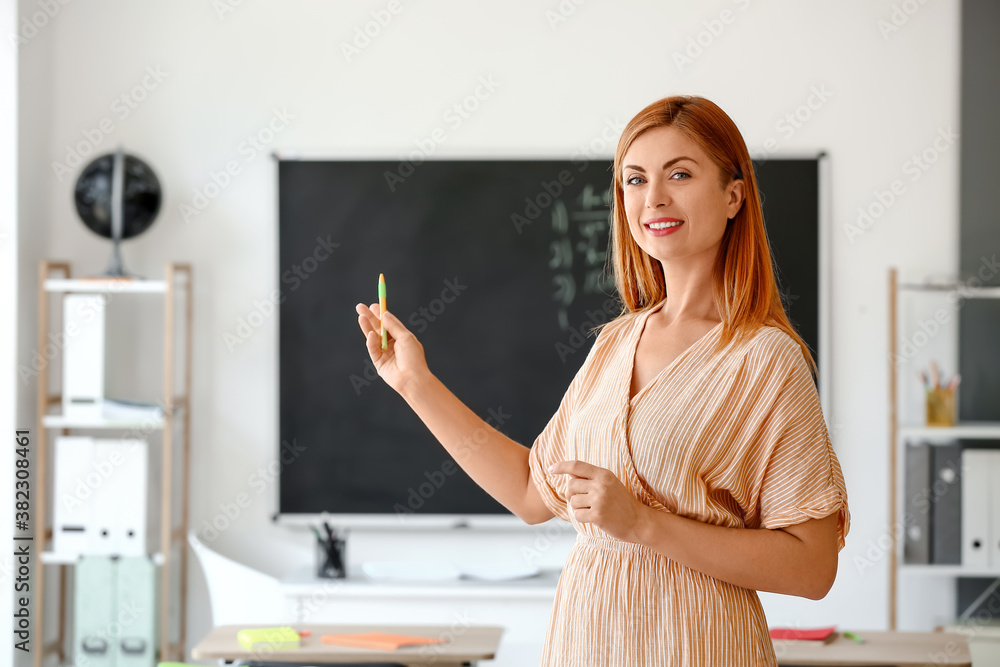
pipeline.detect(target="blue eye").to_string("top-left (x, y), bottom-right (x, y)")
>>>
top-left (625, 172), bottom-right (690, 186)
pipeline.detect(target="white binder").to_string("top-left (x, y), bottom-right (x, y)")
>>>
top-left (52, 436), bottom-right (148, 557)
top-left (990, 452), bottom-right (1000, 569)
top-left (93, 440), bottom-right (148, 556)
top-left (53, 436), bottom-right (94, 554)
top-left (62, 294), bottom-right (106, 420)
top-left (961, 449), bottom-right (996, 568)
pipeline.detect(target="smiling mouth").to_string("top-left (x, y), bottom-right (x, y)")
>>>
top-left (645, 220), bottom-right (684, 230)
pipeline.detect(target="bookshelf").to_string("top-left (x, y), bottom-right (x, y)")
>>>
top-left (32, 260), bottom-right (192, 666)
top-left (888, 267), bottom-right (1000, 630)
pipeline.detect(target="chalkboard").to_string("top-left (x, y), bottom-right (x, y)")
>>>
top-left (277, 156), bottom-right (822, 518)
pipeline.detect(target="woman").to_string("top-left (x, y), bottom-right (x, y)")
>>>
top-left (355, 94), bottom-right (850, 666)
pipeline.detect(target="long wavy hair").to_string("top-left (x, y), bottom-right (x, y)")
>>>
top-left (591, 94), bottom-right (817, 377)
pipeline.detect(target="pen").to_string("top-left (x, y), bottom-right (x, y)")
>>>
top-left (929, 361), bottom-right (940, 390)
top-left (843, 631), bottom-right (865, 644)
top-left (322, 521), bottom-right (344, 574)
top-left (379, 273), bottom-right (387, 350)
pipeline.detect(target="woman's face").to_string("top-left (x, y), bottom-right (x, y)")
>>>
top-left (621, 125), bottom-right (744, 265)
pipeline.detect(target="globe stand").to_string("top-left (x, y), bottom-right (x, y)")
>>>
top-left (100, 149), bottom-right (140, 279)
top-left (102, 239), bottom-right (134, 278)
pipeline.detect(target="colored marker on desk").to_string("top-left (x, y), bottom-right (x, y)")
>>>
top-left (843, 631), bottom-right (865, 644)
top-left (379, 273), bottom-right (387, 349)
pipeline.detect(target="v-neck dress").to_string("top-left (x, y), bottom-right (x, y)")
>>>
top-left (527, 300), bottom-right (850, 666)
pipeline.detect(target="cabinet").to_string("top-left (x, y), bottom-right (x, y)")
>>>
top-left (32, 260), bottom-right (192, 666)
top-left (888, 266), bottom-right (1000, 630)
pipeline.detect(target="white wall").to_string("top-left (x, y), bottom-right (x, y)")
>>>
top-left (2, 0), bottom-right (17, 662)
top-left (15, 0), bottom-right (60, 663)
top-left (15, 0), bottom-right (962, 659)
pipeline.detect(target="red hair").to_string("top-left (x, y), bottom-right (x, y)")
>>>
top-left (593, 95), bottom-right (816, 376)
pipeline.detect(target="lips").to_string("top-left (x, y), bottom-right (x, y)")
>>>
top-left (643, 218), bottom-right (685, 236)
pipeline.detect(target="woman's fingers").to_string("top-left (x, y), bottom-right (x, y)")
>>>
top-left (356, 303), bottom-right (409, 336)
top-left (355, 303), bottom-right (382, 337)
top-left (364, 327), bottom-right (382, 358)
top-left (356, 303), bottom-right (413, 353)
top-left (378, 310), bottom-right (407, 337)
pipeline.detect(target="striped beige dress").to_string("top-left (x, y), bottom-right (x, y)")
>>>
top-left (528, 299), bottom-right (850, 666)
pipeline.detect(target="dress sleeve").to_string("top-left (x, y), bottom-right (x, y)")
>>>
top-left (526, 326), bottom-right (608, 523)
top-left (751, 341), bottom-right (851, 552)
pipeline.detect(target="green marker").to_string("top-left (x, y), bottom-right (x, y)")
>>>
top-left (843, 631), bottom-right (865, 644)
top-left (378, 273), bottom-right (387, 349)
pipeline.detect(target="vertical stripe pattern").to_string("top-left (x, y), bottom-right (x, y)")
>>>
top-left (528, 300), bottom-right (850, 666)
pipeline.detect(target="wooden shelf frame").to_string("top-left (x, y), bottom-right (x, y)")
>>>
top-left (32, 260), bottom-right (193, 666)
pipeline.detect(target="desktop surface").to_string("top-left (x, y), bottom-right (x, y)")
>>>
top-left (192, 623), bottom-right (504, 665)
top-left (774, 630), bottom-right (971, 666)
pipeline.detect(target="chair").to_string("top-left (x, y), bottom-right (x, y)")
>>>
top-left (187, 532), bottom-right (403, 667)
top-left (187, 531), bottom-right (287, 625)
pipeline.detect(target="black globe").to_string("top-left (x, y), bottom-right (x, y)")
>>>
top-left (74, 153), bottom-right (161, 240)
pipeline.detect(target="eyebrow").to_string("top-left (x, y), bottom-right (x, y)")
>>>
top-left (623, 156), bottom-right (699, 173)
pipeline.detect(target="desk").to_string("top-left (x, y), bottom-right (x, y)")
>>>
top-left (192, 623), bottom-right (504, 666)
top-left (774, 631), bottom-right (971, 666)
top-left (280, 567), bottom-right (560, 666)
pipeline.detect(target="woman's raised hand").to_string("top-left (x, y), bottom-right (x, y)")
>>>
top-left (355, 302), bottom-right (430, 396)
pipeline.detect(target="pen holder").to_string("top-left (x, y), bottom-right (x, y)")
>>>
top-left (316, 535), bottom-right (347, 579)
top-left (925, 387), bottom-right (956, 427)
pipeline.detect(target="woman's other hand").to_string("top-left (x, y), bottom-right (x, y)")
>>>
top-left (355, 302), bottom-right (430, 396)
top-left (549, 460), bottom-right (651, 543)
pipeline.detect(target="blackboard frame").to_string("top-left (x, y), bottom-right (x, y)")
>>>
top-left (272, 152), bottom-right (831, 529)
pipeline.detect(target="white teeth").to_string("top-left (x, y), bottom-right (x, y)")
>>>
top-left (648, 221), bottom-right (683, 230)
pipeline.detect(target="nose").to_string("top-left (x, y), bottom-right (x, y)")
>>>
top-left (644, 177), bottom-right (671, 209)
